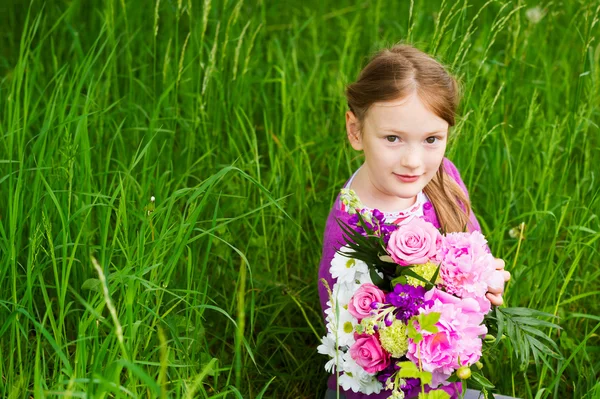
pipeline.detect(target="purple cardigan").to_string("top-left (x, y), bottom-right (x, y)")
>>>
top-left (317, 158), bottom-right (482, 398)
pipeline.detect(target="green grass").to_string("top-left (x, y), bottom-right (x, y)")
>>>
top-left (0, 0), bottom-right (599, 397)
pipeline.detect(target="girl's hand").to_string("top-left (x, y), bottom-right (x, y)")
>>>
top-left (486, 258), bottom-right (511, 306)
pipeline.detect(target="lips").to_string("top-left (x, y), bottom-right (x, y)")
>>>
top-left (394, 173), bottom-right (420, 183)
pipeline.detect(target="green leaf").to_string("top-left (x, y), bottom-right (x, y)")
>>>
top-left (391, 275), bottom-right (407, 287)
top-left (397, 361), bottom-right (432, 383)
top-left (407, 318), bottom-right (422, 343)
top-left (418, 370), bottom-right (432, 385)
top-left (470, 372), bottom-right (495, 389)
top-left (401, 268), bottom-right (435, 288)
top-left (430, 263), bottom-right (441, 285)
top-left (490, 306), bottom-right (564, 370)
top-left (418, 312), bottom-right (441, 333)
top-left (397, 361), bottom-right (420, 378)
top-left (379, 254), bottom-right (395, 263)
top-left (369, 268), bottom-right (384, 286)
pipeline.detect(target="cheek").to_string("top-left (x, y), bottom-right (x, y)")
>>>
top-left (426, 146), bottom-right (446, 169)
top-left (367, 145), bottom-right (396, 167)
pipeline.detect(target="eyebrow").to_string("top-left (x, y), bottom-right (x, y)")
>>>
top-left (383, 129), bottom-right (447, 136)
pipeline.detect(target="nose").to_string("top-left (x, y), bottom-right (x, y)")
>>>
top-left (399, 146), bottom-right (421, 171)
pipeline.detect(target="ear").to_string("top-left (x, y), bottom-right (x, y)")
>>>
top-left (346, 110), bottom-right (363, 150)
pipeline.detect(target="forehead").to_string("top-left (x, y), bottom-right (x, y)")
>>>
top-left (365, 93), bottom-right (449, 133)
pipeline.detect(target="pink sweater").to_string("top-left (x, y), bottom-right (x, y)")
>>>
top-left (317, 158), bottom-right (482, 398)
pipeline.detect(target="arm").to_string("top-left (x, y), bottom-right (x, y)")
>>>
top-left (317, 197), bottom-right (353, 321)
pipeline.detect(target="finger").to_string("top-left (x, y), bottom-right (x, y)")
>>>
top-left (494, 258), bottom-right (506, 271)
top-left (503, 270), bottom-right (511, 282)
top-left (486, 292), bottom-right (503, 306)
top-left (487, 285), bottom-right (503, 295)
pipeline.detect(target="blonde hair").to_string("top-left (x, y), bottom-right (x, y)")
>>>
top-left (345, 43), bottom-right (471, 233)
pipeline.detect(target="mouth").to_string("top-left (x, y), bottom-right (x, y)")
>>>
top-left (394, 173), bottom-right (421, 182)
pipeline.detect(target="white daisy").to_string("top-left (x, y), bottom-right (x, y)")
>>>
top-left (343, 352), bottom-right (371, 378)
top-left (355, 271), bottom-right (372, 285)
top-left (360, 375), bottom-right (384, 395)
top-left (334, 281), bottom-right (355, 307)
top-left (339, 352), bottom-right (371, 392)
top-left (326, 306), bottom-right (357, 348)
top-left (338, 350), bottom-right (385, 394)
top-left (339, 366), bottom-right (362, 392)
top-left (330, 249), bottom-right (368, 285)
top-left (317, 334), bottom-right (344, 373)
top-left (355, 268), bottom-right (383, 286)
top-left (324, 281), bottom-right (356, 332)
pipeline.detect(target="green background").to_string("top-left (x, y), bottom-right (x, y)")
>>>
top-left (0, 0), bottom-right (599, 397)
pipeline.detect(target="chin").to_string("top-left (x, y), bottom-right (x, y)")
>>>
top-left (392, 189), bottom-right (421, 198)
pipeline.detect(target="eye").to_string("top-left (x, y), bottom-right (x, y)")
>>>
top-left (425, 136), bottom-right (439, 144)
top-left (386, 136), bottom-right (399, 143)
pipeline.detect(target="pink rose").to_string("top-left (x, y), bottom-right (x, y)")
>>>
top-left (386, 217), bottom-right (441, 266)
top-left (349, 334), bottom-right (390, 374)
top-left (348, 283), bottom-right (385, 321)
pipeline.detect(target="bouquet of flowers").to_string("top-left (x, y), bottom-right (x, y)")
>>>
top-left (318, 190), bottom-right (561, 399)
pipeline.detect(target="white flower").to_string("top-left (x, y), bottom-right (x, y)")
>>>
top-left (344, 352), bottom-right (373, 378)
top-left (326, 306), bottom-right (357, 348)
top-left (317, 334), bottom-right (343, 373)
top-left (391, 389), bottom-right (406, 399)
top-left (339, 371), bottom-right (362, 392)
top-left (330, 249), bottom-right (368, 285)
top-left (340, 189), bottom-right (363, 214)
top-left (360, 375), bottom-right (383, 394)
top-left (324, 281), bottom-right (356, 322)
top-left (339, 353), bottom-right (366, 392)
top-left (355, 269), bottom-right (382, 285)
top-left (334, 281), bottom-right (355, 307)
top-left (338, 351), bottom-right (384, 394)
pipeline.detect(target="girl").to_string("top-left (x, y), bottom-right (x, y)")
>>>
top-left (317, 44), bottom-right (512, 399)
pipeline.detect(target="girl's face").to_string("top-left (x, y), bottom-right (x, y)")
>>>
top-left (346, 92), bottom-right (449, 208)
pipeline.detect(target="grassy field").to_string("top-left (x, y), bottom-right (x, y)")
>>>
top-left (0, 0), bottom-right (599, 397)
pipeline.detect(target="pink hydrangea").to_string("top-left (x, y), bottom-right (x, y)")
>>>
top-left (438, 230), bottom-right (495, 310)
top-left (406, 289), bottom-right (487, 386)
top-left (386, 217), bottom-right (442, 266)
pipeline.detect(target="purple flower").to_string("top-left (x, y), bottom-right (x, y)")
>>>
top-left (376, 361), bottom-right (400, 384)
top-left (348, 214), bottom-right (360, 225)
top-left (348, 214), bottom-right (371, 236)
top-left (385, 284), bottom-right (427, 322)
top-left (347, 209), bottom-right (398, 244)
top-left (380, 223), bottom-right (398, 245)
top-left (401, 378), bottom-right (422, 398)
top-left (372, 209), bottom-right (385, 223)
top-left (376, 362), bottom-right (420, 398)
